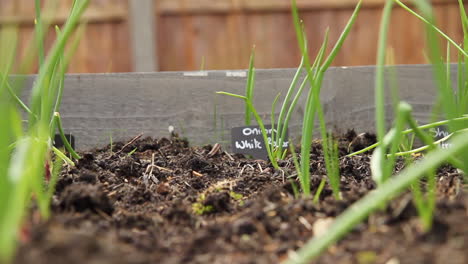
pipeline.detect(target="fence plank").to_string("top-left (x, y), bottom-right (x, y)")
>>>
top-left (129, 0), bottom-right (157, 72)
top-left (0, 0), bottom-right (465, 73)
top-left (157, 0), bottom-right (457, 14)
top-left (0, 5), bottom-right (127, 25)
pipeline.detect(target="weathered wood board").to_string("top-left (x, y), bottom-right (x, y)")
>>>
top-left (20, 65), bottom-right (459, 150)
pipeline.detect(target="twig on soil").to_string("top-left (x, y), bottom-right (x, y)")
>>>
top-left (107, 190), bottom-right (117, 198)
top-left (155, 165), bottom-right (173, 173)
top-left (192, 171), bottom-right (203, 177)
top-left (287, 172), bottom-right (299, 179)
top-left (143, 153), bottom-right (159, 185)
top-left (298, 216), bottom-right (313, 231)
top-left (114, 133), bottom-right (143, 156)
top-left (279, 169), bottom-right (285, 183)
top-left (238, 164), bottom-right (255, 177)
top-left (257, 163), bottom-right (264, 173)
top-left (401, 222), bottom-right (415, 242)
top-left (95, 208), bottom-right (112, 220)
top-left (224, 151), bottom-right (234, 161)
top-left (111, 183), bottom-right (124, 190)
top-left (207, 143), bottom-right (221, 157)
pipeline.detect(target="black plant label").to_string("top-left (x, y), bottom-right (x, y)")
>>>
top-left (54, 134), bottom-right (75, 149)
top-left (429, 125), bottom-right (451, 149)
top-left (231, 125), bottom-right (288, 160)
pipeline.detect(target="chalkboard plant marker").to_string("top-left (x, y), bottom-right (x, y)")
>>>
top-left (217, 92), bottom-right (279, 169)
top-left (0, 0), bottom-right (89, 262)
top-left (230, 124), bottom-right (289, 160)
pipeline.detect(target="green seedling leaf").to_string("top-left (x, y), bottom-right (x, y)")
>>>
top-left (372, 0), bottom-right (394, 186)
top-left (245, 47), bottom-right (255, 126)
top-left (317, 97), bottom-right (341, 199)
top-left (54, 112), bottom-right (81, 160)
top-left (0, 1), bottom-right (89, 262)
top-left (28, 0), bottom-right (89, 128)
top-left (313, 178), bottom-right (326, 204)
top-left (276, 29), bottom-right (329, 160)
top-left (128, 147), bottom-right (138, 156)
top-left (270, 92), bottom-right (282, 155)
top-left (35, 0), bottom-right (45, 67)
top-left (46, 155), bottom-right (65, 209)
top-left (291, 0), bottom-right (362, 195)
top-left (216, 91), bottom-right (247, 100)
top-left (393, 0), bottom-right (468, 58)
top-left (275, 57), bottom-right (304, 154)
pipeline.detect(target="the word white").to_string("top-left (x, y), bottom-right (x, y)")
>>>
top-left (235, 139), bottom-right (262, 149)
top-left (235, 137), bottom-right (289, 150)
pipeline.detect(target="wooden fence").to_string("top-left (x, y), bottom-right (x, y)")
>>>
top-left (0, 0), bottom-right (131, 73)
top-left (0, 0), bottom-right (464, 73)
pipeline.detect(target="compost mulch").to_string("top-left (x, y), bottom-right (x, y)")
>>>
top-left (14, 131), bottom-right (468, 264)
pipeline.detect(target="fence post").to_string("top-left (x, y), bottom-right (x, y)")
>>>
top-left (129, 0), bottom-right (158, 72)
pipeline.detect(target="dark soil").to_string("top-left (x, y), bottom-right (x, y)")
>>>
top-left (14, 131), bottom-right (468, 264)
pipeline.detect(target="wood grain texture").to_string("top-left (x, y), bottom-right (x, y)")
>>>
top-left (0, 0), bottom-right (16, 15)
top-left (0, 0), bottom-right (465, 72)
top-left (129, 0), bottom-right (157, 72)
top-left (157, 0), bottom-right (458, 14)
top-left (16, 65), bottom-right (457, 150)
top-left (0, 0), bottom-right (130, 73)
